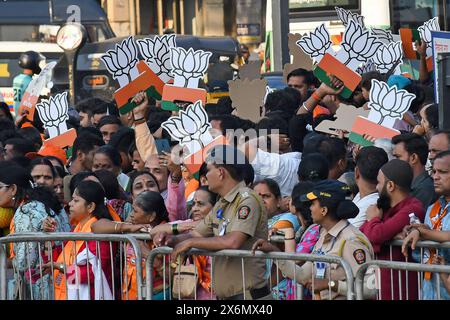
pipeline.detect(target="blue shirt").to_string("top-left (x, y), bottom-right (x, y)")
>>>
top-left (418, 197), bottom-right (450, 300)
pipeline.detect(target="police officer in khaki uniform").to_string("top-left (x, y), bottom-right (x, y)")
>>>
top-left (253, 180), bottom-right (376, 300)
top-left (154, 145), bottom-right (270, 300)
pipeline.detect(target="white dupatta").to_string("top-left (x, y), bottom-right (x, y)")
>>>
top-left (67, 247), bottom-right (113, 300)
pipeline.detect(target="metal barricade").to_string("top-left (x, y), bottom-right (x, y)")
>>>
top-left (357, 240), bottom-right (450, 300)
top-left (146, 247), bottom-right (356, 301)
top-left (355, 260), bottom-right (450, 300)
top-left (0, 233), bottom-right (144, 300)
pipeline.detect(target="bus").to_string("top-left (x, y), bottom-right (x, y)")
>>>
top-left (289, 0), bottom-right (448, 37)
top-left (264, 0), bottom-right (449, 72)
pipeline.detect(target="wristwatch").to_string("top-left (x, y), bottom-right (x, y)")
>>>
top-left (329, 280), bottom-right (338, 291)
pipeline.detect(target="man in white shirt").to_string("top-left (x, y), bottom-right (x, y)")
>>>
top-left (350, 146), bottom-right (388, 228)
top-left (241, 134), bottom-right (301, 197)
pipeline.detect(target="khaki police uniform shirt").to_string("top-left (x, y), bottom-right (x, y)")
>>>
top-left (277, 220), bottom-right (374, 300)
top-left (195, 181), bottom-right (268, 298)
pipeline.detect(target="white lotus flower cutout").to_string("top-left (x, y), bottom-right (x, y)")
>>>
top-left (101, 36), bottom-right (139, 87)
top-left (418, 17), bottom-right (440, 47)
top-left (418, 17), bottom-right (440, 56)
top-left (368, 79), bottom-right (416, 128)
top-left (136, 34), bottom-right (176, 83)
top-left (340, 20), bottom-right (383, 69)
top-left (36, 92), bottom-right (69, 138)
top-left (371, 28), bottom-right (394, 45)
top-left (356, 59), bottom-right (377, 75)
top-left (162, 101), bottom-right (214, 154)
top-left (296, 24), bottom-right (333, 63)
top-left (373, 42), bottom-right (403, 74)
top-left (170, 47), bottom-right (212, 88)
top-left (335, 6), bottom-right (365, 28)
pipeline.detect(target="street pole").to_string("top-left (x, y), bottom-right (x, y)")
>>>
top-left (438, 52), bottom-right (450, 129)
top-left (271, 0), bottom-right (290, 72)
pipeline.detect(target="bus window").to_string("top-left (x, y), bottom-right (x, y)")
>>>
top-left (289, 0), bottom-right (360, 16)
top-left (85, 25), bottom-right (107, 43)
top-left (0, 25), bottom-right (59, 42)
top-left (391, 0), bottom-right (441, 32)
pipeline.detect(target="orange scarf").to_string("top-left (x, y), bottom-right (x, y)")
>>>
top-left (424, 200), bottom-right (449, 280)
top-left (106, 204), bottom-right (122, 222)
top-left (194, 255), bottom-right (212, 292)
top-left (53, 216), bottom-right (98, 300)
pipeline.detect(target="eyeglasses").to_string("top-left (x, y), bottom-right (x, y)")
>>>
top-left (0, 184), bottom-right (11, 189)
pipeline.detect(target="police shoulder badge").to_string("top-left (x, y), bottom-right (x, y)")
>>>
top-left (238, 206), bottom-right (251, 220)
top-left (353, 249), bottom-right (366, 265)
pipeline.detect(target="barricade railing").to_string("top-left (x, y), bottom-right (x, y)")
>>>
top-left (0, 233), bottom-right (144, 300)
top-left (356, 240), bottom-right (450, 300)
top-left (355, 260), bottom-right (450, 300)
top-left (387, 240), bottom-right (450, 250)
top-left (145, 247), bottom-right (356, 301)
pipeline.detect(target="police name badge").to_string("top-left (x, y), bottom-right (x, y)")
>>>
top-left (219, 219), bottom-right (230, 236)
top-left (315, 262), bottom-right (326, 279)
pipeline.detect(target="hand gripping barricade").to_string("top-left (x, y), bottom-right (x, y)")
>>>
top-left (145, 247), bottom-right (357, 301)
top-left (0, 233), bottom-right (144, 300)
top-left (355, 240), bottom-right (450, 300)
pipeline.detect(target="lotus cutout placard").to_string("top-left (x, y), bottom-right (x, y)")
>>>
top-left (162, 100), bottom-right (227, 176)
top-left (371, 28), bottom-right (394, 45)
top-left (161, 47), bottom-right (212, 111)
top-left (349, 79), bottom-right (416, 146)
top-left (335, 6), bottom-right (365, 29)
top-left (418, 17), bottom-right (440, 57)
top-left (102, 36), bottom-right (170, 115)
top-left (336, 20), bottom-right (383, 71)
top-left (356, 59), bottom-right (377, 75)
top-left (297, 10), bottom-right (382, 99)
top-left (372, 41), bottom-right (403, 74)
top-left (137, 34), bottom-right (176, 83)
top-left (400, 17), bottom-right (439, 68)
top-left (36, 92), bottom-right (77, 149)
top-left (296, 24), bottom-right (334, 64)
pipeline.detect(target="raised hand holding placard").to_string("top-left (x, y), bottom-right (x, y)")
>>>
top-left (418, 17), bottom-right (440, 57)
top-left (102, 36), bottom-right (166, 114)
top-left (298, 10), bottom-right (382, 99)
top-left (349, 79), bottom-right (416, 146)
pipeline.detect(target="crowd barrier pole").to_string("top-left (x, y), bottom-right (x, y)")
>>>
top-left (146, 247), bottom-right (356, 301)
top-left (385, 240), bottom-right (450, 300)
top-left (0, 233), bottom-right (144, 300)
top-left (355, 260), bottom-right (450, 300)
top-left (387, 240), bottom-right (450, 250)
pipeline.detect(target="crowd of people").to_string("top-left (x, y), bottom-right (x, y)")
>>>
top-left (0, 47), bottom-right (449, 300)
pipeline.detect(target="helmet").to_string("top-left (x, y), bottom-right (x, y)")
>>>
top-left (239, 43), bottom-right (249, 54)
top-left (18, 51), bottom-right (45, 74)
